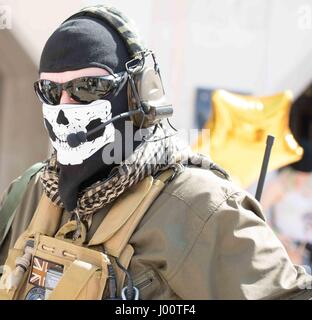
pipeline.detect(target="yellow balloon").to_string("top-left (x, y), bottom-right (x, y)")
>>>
top-left (193, 90), bottom-right (303, 188)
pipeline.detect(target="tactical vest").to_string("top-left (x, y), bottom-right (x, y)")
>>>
top-left (0, 169), bottom-right (174, 300)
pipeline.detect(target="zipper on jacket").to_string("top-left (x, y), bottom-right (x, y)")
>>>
top-left (134, 271), bottom-right (156, 290)
top-left (136, 277), bottom-right (153, 289)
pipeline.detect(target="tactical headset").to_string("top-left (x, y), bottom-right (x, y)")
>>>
top-left (65, 5), bottom-right (173, 130)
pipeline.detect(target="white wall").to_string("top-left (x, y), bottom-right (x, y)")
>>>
top-left (267, 0), bottom-right (312, 95)
top-left (1, 0), bottom-right (312, 134)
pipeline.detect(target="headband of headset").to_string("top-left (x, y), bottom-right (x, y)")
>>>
top-left (62, 5), bottom-right (173, 130)
top-left (63, 5), bottom-right (147, 59)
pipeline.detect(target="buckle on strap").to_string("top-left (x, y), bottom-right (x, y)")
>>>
top-left (121, 286), bottom-right (139, 300)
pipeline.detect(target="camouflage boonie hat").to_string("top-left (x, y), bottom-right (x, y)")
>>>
top-left (63, 5), bottom-right (146, 58)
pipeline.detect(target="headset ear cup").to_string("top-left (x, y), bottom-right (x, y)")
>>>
top-left (127, 67), bottom-right (168, 128)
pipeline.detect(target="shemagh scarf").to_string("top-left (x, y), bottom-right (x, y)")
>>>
top-left (40, 126), bottom-right (229, 222)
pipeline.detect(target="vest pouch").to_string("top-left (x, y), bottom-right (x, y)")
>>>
top-left (16, 234), bottom-right (109, 300)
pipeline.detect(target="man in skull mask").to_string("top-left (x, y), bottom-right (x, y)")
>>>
top-left (1, 5), bottom-right (312, 300)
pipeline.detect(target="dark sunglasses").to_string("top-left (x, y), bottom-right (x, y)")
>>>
top-left (34, 72), bottom-right (127, 105)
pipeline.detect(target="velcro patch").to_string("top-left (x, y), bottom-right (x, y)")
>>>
top-left (28, 256), bottom-right (64, 290)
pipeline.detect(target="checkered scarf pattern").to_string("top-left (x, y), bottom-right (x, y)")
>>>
top-left (41, 129), bottom-right (229, 220)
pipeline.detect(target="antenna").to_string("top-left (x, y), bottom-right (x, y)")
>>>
top-left (255, 135), bottom-right (275, 202)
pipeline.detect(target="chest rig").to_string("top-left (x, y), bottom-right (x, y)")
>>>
top-left (0, 169), bottom-right (174, 300)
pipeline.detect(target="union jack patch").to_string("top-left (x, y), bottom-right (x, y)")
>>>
top-left (29, 256), bottom-right (64, 288)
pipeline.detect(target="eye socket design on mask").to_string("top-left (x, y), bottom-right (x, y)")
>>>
top-left (42, 100), bottom-right (115, 165)
top-left (34, 72), bottom-right (127, 105)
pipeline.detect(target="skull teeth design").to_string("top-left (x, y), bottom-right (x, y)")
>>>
top-left (42, 100), bottom-right (115, 165)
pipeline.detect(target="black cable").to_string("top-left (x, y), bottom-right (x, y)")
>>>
top-left (105, 264), bottom-right (118, 300)
top-left (142, 122), bottom-right (178, 143)
top-left (166, 117), bottom-right (178, 132)
top-left (100, 250), bottom-right (120, 300)
top-left (115, 257), bottom-right (135, 300)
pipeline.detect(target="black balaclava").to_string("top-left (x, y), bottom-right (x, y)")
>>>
top-left (39, 15), bottom-right (140, 211)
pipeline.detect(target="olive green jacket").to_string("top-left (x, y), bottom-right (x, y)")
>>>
top-left (1, 166), bottom-right (312, 300)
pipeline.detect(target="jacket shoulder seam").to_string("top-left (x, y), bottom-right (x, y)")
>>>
top-left (162, 189), bottom-right (241, 222)
top-left (161, 191), bottom-right (205, 221)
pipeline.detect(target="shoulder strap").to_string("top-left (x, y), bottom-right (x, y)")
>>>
top-left (89, 168), bottom-right (175, 255)
top-left (0, 162), bottom-right (45, 248)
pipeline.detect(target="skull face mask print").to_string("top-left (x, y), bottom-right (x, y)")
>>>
top-left (42, 100), bottom-right (115, 165)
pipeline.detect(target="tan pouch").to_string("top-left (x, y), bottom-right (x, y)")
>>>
top-left (7, 233), bottom-right (109, 300)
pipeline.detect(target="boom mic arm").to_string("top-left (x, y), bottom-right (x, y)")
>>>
top-left (67, 109), bottom-right (143, 148)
